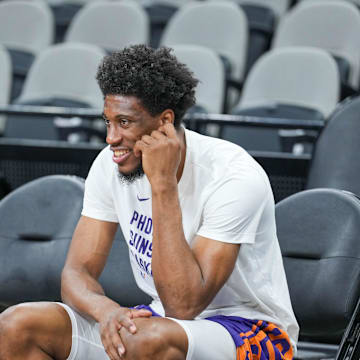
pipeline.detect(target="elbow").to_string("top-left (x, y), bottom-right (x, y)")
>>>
top-left (60, 267), bottom-right (71, 302)
top-left (161, 288), bottom-right (209, 320)
top-left (164, 303), bottom-right (203, 320)
top-left (61, 265), bottom-right (80, 303)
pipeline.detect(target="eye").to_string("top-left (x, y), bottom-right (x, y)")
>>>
top-left (120, 118), bottom-right (129, 127)
top-left (103, 116), bottom-right (110, 127)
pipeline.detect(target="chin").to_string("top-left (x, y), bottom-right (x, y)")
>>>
top-left (117, 163), bottom-right (145, 184)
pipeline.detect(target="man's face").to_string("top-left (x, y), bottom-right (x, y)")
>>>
top-left (103, 95), bottom-right (162, 183)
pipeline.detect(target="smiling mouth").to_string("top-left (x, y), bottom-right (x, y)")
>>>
top-left (112, 149), bottom-right (132, 164)
top-left (114, 149), bottom-right (130, 157)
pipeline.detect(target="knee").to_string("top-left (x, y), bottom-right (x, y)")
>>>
top-left (0, 303), bottom-right (35, 344)
top-left (120, 320), bottom-right (176, 360)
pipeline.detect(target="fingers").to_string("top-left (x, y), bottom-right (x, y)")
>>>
top-left (140, 134), bottom-right (155, 145)
top-left (141, 131), bottom-right (167, 145)
top-left (133, 131), bottom-right (164, 157)
top-left (101, 321), bottom-right (124, 360)
top-left (133, 140), bottom-right (147, 158)
top-left (101, 308), bottom-right (146, 359)
top-left (131, 308), bottom-right (153, 318)
top-left (118, 311), bottom-right (138, 334)
top-left (105, 310), bottom-right (150, 359)
top-left (158, 123), bottom-right (177, 139)
top-left (151, 129), bottom-right (167, 140)
top-left (133, 123), bottom-right (176, 158)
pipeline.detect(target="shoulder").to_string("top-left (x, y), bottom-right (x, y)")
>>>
top-left (185, 129), bottom-right (269, 191)
top-left (92, 145), bottom-right (113, 167)
top-left (87, 145), bottom-right (114, 177)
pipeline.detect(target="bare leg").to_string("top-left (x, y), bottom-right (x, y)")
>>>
top-left (119, 317), bottom-right (188, 360)
top-left (0, 302), bottom-right (72, 360)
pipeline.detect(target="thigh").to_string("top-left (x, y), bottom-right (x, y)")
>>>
top-left (60, 305), bottom-right (188, 360)
top-left (0, 301), bottom-right (72, 360)
top-left (167, 318), bottom-right (236, 360)
top-left (57, 302), bottom-right (110, 360)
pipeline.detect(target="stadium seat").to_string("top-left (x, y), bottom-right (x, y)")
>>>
top-left (222, 47), bottom-right (340, 152)
top-left (0, 0), bottom-right (54, 101)
top-left (0, 175), bottom-right (85, 305)
top-left (0, 175), bottom-right (151, 308)
top-left (0, 45), bottom-right (12, 135)
top-left (276, 188), bottom-right (360, 359)
top-left (298, 0), bottom-right (360, 7)
top-left (209, 0), bottom-right (291, 74)
top-left (272, 1), bottom-right (360, 95)
top-left (160, 1), bottom-right (248, 110)
top-left (218, 0), bottom-right (290, 18)
top-left (64, 1), bottom-right (149, 52)
top-left (306, 95), bottom-right (360, 197)
top-left (0, 0), bottom-right (53, 53)
top-left (172, 44), bottom-right (225, 114)
top-left (0, 0), bottom-right (54, 102)
top-left (141, 0), bottom-right (193, 48)
top-left (47, 0), bottom-right (106, 43)
top-left (4, 43), bottom-right (105, 141)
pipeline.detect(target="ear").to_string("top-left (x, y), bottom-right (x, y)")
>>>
top-left (159, 109), bottom-right (175, 126)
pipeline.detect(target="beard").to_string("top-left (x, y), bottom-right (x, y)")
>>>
top-left (117, 162), bottom-right (145, 184)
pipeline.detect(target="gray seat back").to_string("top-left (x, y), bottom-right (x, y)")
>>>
top-left (272, 1), bottom-right (360, 90)
top-left (276, 188), bottom-right (360, 343)
top-left (0, 175), bottom-right (85, 305)
top-left (0, 0), bottom-right (54, 55)
top-left (18, 43), bottom-right (105, 108)
top-left (0, 174), bottom-right (151, 307)
top-left (307, 96), bottom-right (360, 197)
top-left (160, 1), bottom-right (248, 84)
top-left (172, 44), bottom-right (225, 114)
top-left (64, 1), bottom-right (149, 51)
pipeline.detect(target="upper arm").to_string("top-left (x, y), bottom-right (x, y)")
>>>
top-left (191, 235), bottom-right (240, 308)
top-left (63, 215), bottom-right (119, 279)
top-left (190, 169), bottom-right (269, 309)
top-left (197, 173), bottom-right (268, 245)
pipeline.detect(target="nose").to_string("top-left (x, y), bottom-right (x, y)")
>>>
top-left (106, 124), bottom-right (123, 146)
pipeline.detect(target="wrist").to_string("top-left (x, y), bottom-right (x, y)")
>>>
top-left (150, 177), bottom-right (178, 195)
top-left (93, 296), bottom-right (122, 322)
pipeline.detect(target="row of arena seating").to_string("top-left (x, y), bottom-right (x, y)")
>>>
top-left (2, 0), bottom-right (360, 154)
top-left (2, 0), bottom-right (360, 102)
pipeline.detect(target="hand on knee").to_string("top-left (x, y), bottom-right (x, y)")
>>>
top-left (119, 318), bottom-right (186, 360)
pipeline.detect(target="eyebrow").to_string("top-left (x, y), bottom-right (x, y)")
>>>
top-left (102, 108), bottom-right (141, 123)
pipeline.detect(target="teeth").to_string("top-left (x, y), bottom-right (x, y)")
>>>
top-left (114, 150), bottom-right (130, 157)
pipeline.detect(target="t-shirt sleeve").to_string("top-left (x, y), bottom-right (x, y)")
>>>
top-left (196, 168), bottom-right (269, 244)
top-left (81, 148), bottom-right (118, 223)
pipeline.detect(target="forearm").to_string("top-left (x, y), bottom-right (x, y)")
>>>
top-left (61, 267), bottom-right (120, 323)
top-left (151, 182), bottom-right (205, 319)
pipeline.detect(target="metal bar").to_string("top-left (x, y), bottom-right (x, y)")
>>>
top-left (336, 297), bottom-right (360, 360)
top-left (183, 113), bottom-right (325, 130)
top-left (0, 105), bottom-right (326, 130)
top-left (0, 104), bottom-right (102, 118)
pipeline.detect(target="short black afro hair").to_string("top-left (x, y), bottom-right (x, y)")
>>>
top-left (96, 44), bottom-right (199, 129)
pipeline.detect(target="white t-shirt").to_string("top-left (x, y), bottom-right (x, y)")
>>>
top-left (82, 128), bottom-right (299, 346)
